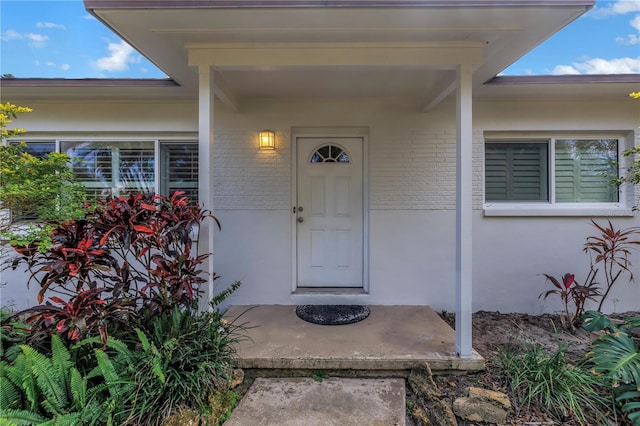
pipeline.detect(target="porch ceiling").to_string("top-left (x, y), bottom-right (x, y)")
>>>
top-left (84, 1), bottom-right (594, 109)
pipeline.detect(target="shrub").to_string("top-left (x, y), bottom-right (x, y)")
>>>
top-left (9, 191), bottom-right (219, 346)
top-left (496, 342), bottom-right (612, 425)
top-left (0, 102), bottom-right (85, 252)
top-left (0, 309), bottom-right (31, 362)
top-left (582, 310), bottom-right (640, 424)
top-left (539, 271), bottom-right (600, 330)
top-left (119, 294), bottom-right (245, 425)
top-left (583, 220), bottom-right (640, 312)
top-left (540, 220), bottom-right (640, 321)
top-left (0, 334), bottom-right (132, 425)
top-left (2, 190), bottom-right (246, 424)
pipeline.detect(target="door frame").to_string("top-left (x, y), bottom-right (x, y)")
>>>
top-left (290, 128), bottom-right (370, 295)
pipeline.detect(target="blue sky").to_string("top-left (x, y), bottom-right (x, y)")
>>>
top-left (1, 0), bottom-right (639, 78)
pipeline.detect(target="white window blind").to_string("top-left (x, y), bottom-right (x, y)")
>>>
top-left (160, 143), bottom-right (198, 203)
top-left (555, 139), bottom-right (618, 203)
top-left (485, 142), bottom-right (548, 202)
top-left (61, 141), bottom-right (155, 199)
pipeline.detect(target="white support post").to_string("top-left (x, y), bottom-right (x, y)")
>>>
top-left (198, 65), bottom-right (216, 310)
top-left (455, 63), bottom-right (473, 358)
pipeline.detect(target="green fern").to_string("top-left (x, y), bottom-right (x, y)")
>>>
top-left (2, 352), bottom-right (39, 412)
top-left (0, 366), bottom-right (21, 409)
top-left (73, 334), bottom-right (131, 355)
top-left (51, 334), bottom-right (72, 402)
top-left (69, 367), bottom-right (85, 409)
top-left (0, 335), bottom-right (132, 425)
top-left (0, 408), bottom-right (48, 425)
top-left (21, 344), bottom-right (68, 415)
top-left (134, 328), bottom-right (166, 384)
top-left (210, 280), bottom-right (241, 308)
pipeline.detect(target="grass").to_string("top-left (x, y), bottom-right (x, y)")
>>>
top-left (495, 342), bottom-right (613, 425)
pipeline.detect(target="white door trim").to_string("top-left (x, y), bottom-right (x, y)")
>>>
top-left (290, 128), bottom-right (369, 295)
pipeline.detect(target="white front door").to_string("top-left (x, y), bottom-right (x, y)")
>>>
top-left (296, 137), bottom-right (364, 288)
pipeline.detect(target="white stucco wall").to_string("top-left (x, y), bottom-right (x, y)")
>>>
top-left (1, 96), bottom-right (638, 314)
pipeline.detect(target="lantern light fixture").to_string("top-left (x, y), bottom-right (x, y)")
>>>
top-left (259, 130), bottom-right (275, 150)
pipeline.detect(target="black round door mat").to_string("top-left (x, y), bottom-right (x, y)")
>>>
top-left (295, 305), bottom-right (370, 325)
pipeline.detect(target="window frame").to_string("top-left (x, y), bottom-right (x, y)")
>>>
top-left (6, 137), bottom-right (199, 203)
top-left (483, 134), bottom-right (630, 217)
top-left (485, 139), bottom-right (549, 203)
top-left (60, 139), bottom-right (157, 199)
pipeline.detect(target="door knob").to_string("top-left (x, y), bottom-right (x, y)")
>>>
top-left (297, 206), bottom-right (304, 212)
top-left (297, 217), bottom-right (304, 223)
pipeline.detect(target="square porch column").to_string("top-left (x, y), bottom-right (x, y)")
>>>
top-left (198, 65), bottom-right (216, 310)
top-left (455, 63), bottom-right (473, 358)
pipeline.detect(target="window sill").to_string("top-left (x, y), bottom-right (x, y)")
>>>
top-left (483, 204), bottom-right (635, 217)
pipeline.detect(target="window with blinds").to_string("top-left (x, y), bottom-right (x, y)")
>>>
top-left (9, 141), bottom-right (56, 158)
top-left (160, 143), bottom-right (199, 204)
top-left (485, 138), bottom-right (619, 204)
top-left (61, 141), bottom-right (156, 199)
top-left (555, 139), bottom-right (618, 203)
top-left (485, 142), bottom-right (548, 202)
top-left (6, 139), bottom-right (199, 217)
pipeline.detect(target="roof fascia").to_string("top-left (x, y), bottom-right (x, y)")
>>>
top-left (486, 74), bottom-right (640, 85)
top-left (85, 0), bottom-right (594, 9)
top-left (3, 73), bottom-right (636, 89)
top-left (0, 78), bottom-right (179, 87)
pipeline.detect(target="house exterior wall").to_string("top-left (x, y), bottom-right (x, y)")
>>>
top-left (1, 96), bottom-right (638, 314)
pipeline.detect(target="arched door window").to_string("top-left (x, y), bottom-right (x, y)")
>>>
top-left (309, 144), bottom-right (351, 163)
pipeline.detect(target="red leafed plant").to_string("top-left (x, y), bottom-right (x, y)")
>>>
top-left (23, 288), bottom-right (134, 346)
top-left (540, 220), bottom-right (640, 331)
top-left (10, 191), bottom-right (219, 345)
top-left (539, 271), bottom-right (600, 330)
top-left (583, 219), bottom-right (640, 312)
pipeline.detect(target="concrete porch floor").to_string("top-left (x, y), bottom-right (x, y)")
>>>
top-left (224, 305), bottom-right (484, 375)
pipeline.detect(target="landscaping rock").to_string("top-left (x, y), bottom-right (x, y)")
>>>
top-left (162, 409), bottom-right (201, 426)
top-left (230, 368), bottom-right (244, 389)
top-left (453, 387), bottom-right (511, 424)
top-left (466, 386), bottom-right (511, 410)
top-left (408, 363), bottom-right (457, 426)
top-left (408, 362), bottom-right (441, 400)
top-left (429, 399), bottom-right (459, 426)
top-left (162, 389), bottom-right (237, 426)
top-left (410, 404), bottom-right (431, 426)
top-left (209, 389), bottom-right (236, 423)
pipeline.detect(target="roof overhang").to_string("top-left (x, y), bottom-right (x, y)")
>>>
top-left (77, 0), bottom-right (595, 110)
top-left (3, 74), bottom-right (638, 105)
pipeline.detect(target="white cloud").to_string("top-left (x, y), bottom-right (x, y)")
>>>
top-left (592, 0), bottom-right (640, 17)
top-left (551, 65), bottom-right (581, 75)
top-left (36, 22), bottom-right (66, 30)
top-left (45, 61), bottom-right (56, 67)
top-left (26, 33), bottom-right (49, 48)
top-left (1, 29), bottom-right (23, 41)
top-left (616, 34), bottom-right (640, 44)
top-left (60, 64), bottom-right (70, 71)
top-left (95, 40), bottom-right (137, 72)
top-left (611, 0), bottom-right (640, 14)
top-left (551, 57), bottom-right (640, 74)
top-left (616, 14), bottom-right (640, 44)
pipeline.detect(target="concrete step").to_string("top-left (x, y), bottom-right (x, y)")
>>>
top-left (225, 305), bottom-right (485, 376)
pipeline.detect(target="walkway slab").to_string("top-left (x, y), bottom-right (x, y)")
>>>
top-left (223, 377), bottom-right (405, 426)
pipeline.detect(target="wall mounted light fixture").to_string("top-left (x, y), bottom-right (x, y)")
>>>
top-left (259, 130), bottom-right (275, 150)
